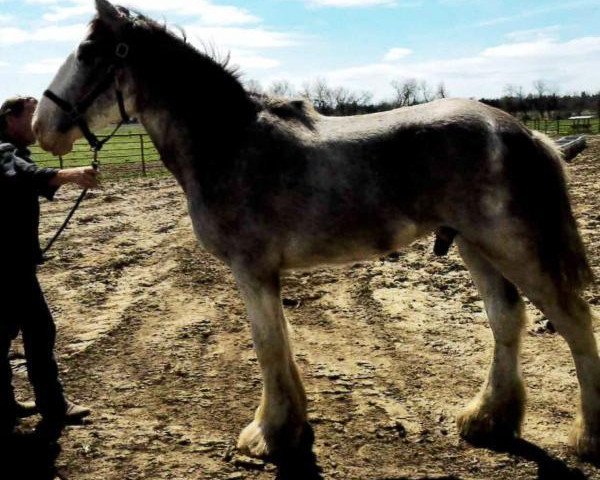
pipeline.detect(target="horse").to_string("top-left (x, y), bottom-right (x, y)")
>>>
top-left (33, 0), bottom-right (598, 461)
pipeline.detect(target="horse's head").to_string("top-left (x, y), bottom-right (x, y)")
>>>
top-left (34, 0), bottom-right (136, 155)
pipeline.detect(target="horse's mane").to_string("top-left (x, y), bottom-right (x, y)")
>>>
top-left (91, 8), bottom-right (320, 143)
top-left (90, 7), bottom-right (255, 140)
top-left (104, 7), bottom-right (238, 75)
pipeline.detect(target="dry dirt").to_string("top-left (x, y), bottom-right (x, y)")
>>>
top-left (9, 137), bottom-right (600, 479)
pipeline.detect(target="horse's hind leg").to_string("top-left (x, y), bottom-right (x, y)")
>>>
top-left (528, 288), bottom-right (600, 459)
top-left (456, 239), bottom-right (527, 444)
top-left (232, 265), bottom-right (307, 458)
top-left (459, 233), bottom-right (600, 459)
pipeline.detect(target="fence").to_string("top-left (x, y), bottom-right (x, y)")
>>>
top-left (30, 130), bottom-right (167, 180)
top-left (524, 117), bottom-right (600, 136)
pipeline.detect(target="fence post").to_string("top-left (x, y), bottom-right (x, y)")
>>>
top-left (139, 134), bottom-right (146, 176)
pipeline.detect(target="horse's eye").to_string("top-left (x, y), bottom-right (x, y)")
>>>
top-left (77, 41), bottom-right (99, 64)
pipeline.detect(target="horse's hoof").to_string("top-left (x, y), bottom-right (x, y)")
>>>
top-left (237, 420), bottom-right (305, 459)
top-left (457, 396), bottom-right (523, 446)
top-left (571, 418), bottom-right (600, 461)
top-left (237, 421), bottom-right (271, 458)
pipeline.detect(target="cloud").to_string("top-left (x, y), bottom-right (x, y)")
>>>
top-left (383, 47), bottom-right (412, 61)
top-left (21, 57), bottom-right (64, 74)
top-left (184, 25), bottom-right (301, 50)
top-left (37, 0), bottom-right (261, 26)
top-left (229, 49), bottom-right (280, 70)
top-left (481, 36), bottom-right (600, 59)
top-left (0, 23), bottom-right (87, 45)
top-left (24, 0), bottom-right (64, 4)
top-left (437, 0), bottom-right (483, 3)
top-left (0, 14), bottom-right (14, 24)
top-left (43, 3), bottom-right (93, 22)
top-left (504, 25), bottom-right (563, 42)
top-left (307, 0), bottom-right (397, 7)
top-left (127, 0), bottom-right (261, 26)
top-left (311, 35), bottom-right (600, 99)
top-left (476, 0), bottom-right (599, 27)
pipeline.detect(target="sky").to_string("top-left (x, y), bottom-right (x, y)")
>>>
top-left (0, 0), bottom-right (599, 103)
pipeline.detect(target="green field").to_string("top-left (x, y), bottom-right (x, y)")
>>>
top-left (524, 117), bottom-right (600, 136)
top-left (30, 123), bottom-right (166, 179)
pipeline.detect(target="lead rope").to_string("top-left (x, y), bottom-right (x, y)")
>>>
top-left (41, 149), bottom-right (100, 257)
top-left (41, 42), bottom-right (130, 257)
top-left (41, 113), bottom-right (129, 257)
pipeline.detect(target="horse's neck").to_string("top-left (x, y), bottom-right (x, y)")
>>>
top-left (138, 109), bottom-right (188, 179)
top-left (131, 47), bottom-right (257, 190)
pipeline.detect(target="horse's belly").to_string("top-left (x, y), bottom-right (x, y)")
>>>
top-left (281, 221), bottom-right (427, 270)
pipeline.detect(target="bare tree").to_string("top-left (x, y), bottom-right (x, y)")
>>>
top-left (245, 79), bottom-right (264, 94)
top-left (299, 78), bottom-right (374, 114)
top-left (419, 80), bottom-right (434, 103)
top-left (391, 78), bottom-right (419, 107)
top-left (436, 82), bottom-right (448, 99)
top-left (305, 77), bottom-right (335, 111)
top-left (267, 80), bottom-right (296, 98)
top-left (503, 84), bottom-right (524, 100)
top-left (533, 79), bottom-right (548, 98)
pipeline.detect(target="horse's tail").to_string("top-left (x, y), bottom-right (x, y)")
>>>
top-left (509, 129), bottom-right (593, 292)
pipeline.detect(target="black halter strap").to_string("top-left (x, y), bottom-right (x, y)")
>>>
top-left (43, 42), bottom-right (131, 152)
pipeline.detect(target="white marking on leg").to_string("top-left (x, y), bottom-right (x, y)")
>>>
top-left (233, 268), bottom-right (307, 457)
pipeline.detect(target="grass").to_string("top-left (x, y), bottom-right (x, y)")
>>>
top-left (29, 123), bottom-right (167, 179)
top-left (523, 117), bottom-right (600, 136)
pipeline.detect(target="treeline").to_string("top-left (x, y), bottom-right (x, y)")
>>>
top-left (247, 77), bottom-right (448, 115)
top-left (248, 77), bottom-right (600, 119)
top-left (480, 82), bottom-right (600, 120)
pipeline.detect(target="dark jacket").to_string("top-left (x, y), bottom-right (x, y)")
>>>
top-left (0, 141), bottom-right (58, 267)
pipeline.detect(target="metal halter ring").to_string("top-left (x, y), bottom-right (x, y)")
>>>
top-left (115, 43), bottom-right (129, 59)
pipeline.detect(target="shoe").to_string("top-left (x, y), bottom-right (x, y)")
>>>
top-left (64, 400), bottom-right (91, 424)
top-left (15, 400), bottom-right (38, 418)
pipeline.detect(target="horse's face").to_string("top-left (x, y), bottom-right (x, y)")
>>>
top-left (34, 0), bottom-right (132, 155)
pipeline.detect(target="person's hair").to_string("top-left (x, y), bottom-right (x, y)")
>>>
top-left (0, 96), bottom-right (36, 138)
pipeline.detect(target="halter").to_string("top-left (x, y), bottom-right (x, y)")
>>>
top-left (43, 42), bottom-right (131, 153)
top-left (41, 41), bottom-right (132, 257)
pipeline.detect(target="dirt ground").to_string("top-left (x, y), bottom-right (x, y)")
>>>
top-left (9, 136), bottom-right (600, 479)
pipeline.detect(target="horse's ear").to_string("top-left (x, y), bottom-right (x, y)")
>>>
top-left (95, 0), bottom-right (125, 31)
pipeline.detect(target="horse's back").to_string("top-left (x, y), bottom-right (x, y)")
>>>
top-left (312, 98), bottom-right (518, 142)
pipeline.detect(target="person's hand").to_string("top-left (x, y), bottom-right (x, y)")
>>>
top-left (51, 166), bottom-right (100, 189)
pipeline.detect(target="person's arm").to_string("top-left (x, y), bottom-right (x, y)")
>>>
top-left (1, 146), bottom-right (58, 199)
top-left (1, 147), bottom-right (99, 199)
top-left (48, 166), bottom-right (99, 189)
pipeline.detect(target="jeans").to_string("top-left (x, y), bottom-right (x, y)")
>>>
top-left (0, 267), bottom-right (67, 431)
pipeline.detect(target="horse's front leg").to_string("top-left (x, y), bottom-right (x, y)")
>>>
top-left (233, 265), bottom-right (307, 458)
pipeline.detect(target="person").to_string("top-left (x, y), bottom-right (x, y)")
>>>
top-left (0, 96), bottom-right (99, 441)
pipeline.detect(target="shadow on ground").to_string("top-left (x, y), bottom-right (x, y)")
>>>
top-left (273, 423), bottom-right (323, 480)
top-left (479, 437), bottom-right (587, 480)
top-left (3, 432), bottom-right (62, 480)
